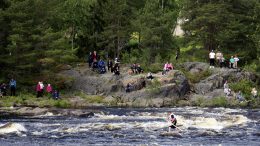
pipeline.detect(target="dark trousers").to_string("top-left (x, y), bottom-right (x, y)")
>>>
top-left (210, 59), bottom-right (215, 66)
top-left (10, 86), bottom-right (16, 96)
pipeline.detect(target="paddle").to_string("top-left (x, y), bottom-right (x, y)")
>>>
top-left (171, 124), bottom-right (182, 132)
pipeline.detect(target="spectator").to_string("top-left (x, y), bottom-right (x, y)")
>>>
top-left (136, 64), bottom-right (144, 74)
top-left (216, 50), bottom-right (223, 67)
top-left (92, 51), bottom-right (98, 62)
top-left (9, 78), bottom-right (16, 96)
top-left (87, 52), bottom-right (93, 68)
top-left (168, 63), bottom-right (174, 70)
top-left (233, 55), bottom-right (239, 69)
top-left (220, 56), bottom-right (225, 68)
top-left (236, 91), bottom-right (244, 102)
top-left (147, 72), bottom-right (154, 80)
top-left (107, 59), bottom-right (113, 72)
top-left (131, 63), bottom-right (137, 74)
top-left (98, 59), bottom-right (106, 74)
top-left (229, 56), bottom-right (235, 68)
top-left (125, 83), bottom-right (132, 93)
top-left (251, 88), bottom-right (258, 98)
top-left (224, 81), bottom-right (231, 97)
top-left (92, 51), bottom-right (98, 71)
top-left (114, 58), bottom-right (120, 64)
top-left (36, 82), bottom-right (41, 97)
top-left (113, 63), bottom-right (120, 76)
top-left (162, 62), bottom-right (169, 75)
top-left (175, 49), bottom-right (180, 61)
top-left (209, 50), bottom-right (216, 68)
top-left (52, 90), bottom-right (60, 99)
top-left (0, 83), bottom-right (7, 96)
top-left (46, 84), bottom-right (53, 94)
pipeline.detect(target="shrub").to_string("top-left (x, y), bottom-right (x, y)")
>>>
top-left (229, 79), bottom-right (254, 100)
top-left (147, 78), bottom-right (161, 94)
top-left (184, 69), bottom-right (212, 84)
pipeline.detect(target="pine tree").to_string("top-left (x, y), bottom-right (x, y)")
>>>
top-left (132, 0), bottom-right (179, 61)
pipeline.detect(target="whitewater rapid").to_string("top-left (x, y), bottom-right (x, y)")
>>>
top-left (0, 107), bottom-right (259, 146)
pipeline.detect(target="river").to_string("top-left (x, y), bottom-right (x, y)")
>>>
top-left (0, 107), bottom-right (259, 146)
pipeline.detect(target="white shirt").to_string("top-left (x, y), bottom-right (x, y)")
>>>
top-left (209, 52), bottom-right (215, 59)
top-left (234, 57), bottom-right (239, 62)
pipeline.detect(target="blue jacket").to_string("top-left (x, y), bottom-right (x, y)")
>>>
top-left (9, 80), bottom-right (16, 88)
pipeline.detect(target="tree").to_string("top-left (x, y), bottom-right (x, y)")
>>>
top-left (181, 0), bottom-right (259, 63)
top-left (132, 0), bottom-right (179, 61)
top-left (100, 0), bottom-right (132, 58)
top-left (0, 0), bottom-right (76, 83)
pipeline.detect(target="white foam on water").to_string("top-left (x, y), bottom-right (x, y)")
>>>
top-left (181, 115), bottom-right (249, 130)
top-left (32, 131), bottom-right (43, 136)
top-left (0, 123), bottom-right (27, 135)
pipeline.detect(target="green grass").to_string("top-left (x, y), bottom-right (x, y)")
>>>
top-left (73, 91), bottom-right (105, 103)
top-left (183, 69), bottom-right (212, 84)
top-left (0, 93), bottom-right (71, 108)
top-left (146, 78), bottom-right (162, 94)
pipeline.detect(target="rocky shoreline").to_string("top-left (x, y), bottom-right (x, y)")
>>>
top-left (60, 62), bottom-right (258, 107)
top-left (0, 106), bottom-right (103, 118)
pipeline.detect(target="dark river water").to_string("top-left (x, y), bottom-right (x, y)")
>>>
top-left (0, 107), bottom-right (259, 146)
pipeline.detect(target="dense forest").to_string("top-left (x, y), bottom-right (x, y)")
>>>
top-left (0, 0), bottom-right (259, 88)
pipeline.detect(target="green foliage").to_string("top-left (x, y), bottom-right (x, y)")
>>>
top-left (75, 91), bottom-right (105, 103)
top-left (184, 69), bottom-right (212, 84)
top-left (0, 0), bottom-right (77, 87)
top-left (190, 96), bottom-right (235, 107)
top-left (147, 78), bottom-right (161, 94)
top-left (181, 0), bottom-right (259, 65)
top-left (0, 93), bottom-right (71, 108)
top-left (229, 79), bottom-right (254, 100)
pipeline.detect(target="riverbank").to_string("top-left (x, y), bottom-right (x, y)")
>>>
top-left (0, 62), bottom-right (259, 111)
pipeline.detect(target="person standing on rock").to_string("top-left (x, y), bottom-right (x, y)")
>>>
top-left (9, 78), bottom-right (16, 96)
top-left (46, 84), bottom-right (53, 95)
top-left (87, 52), bottom-right (93, 68)
top-left (107, 59), bottom-right (113, 72)
top-left (209, 50), bottom-right (216, 68)
top-left (216, 50), bottom-right (223, 67)
top-left (233, 55), bottom-right (239, 69)
top-left (229, 56), bottom-right (235, 68)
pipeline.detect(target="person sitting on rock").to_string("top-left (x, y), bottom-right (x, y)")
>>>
top-left (167, 63), bottom-right (174, 70)
top-left (162, 62), bottom-right (169, 75)
top-left (236, 91), bottom-right (244, 102)
top-left (98, 59), bottom-right (106, 74)
top-left (224, 81), bottom-right (231, 97)
top-left (136, 64), bottom-right (144, 74)
top-left (131, 63), bottom-right (137, 74)
top-left (0, 83), bottom-right (7, 96)
top-left (147, 72), bottom-right (154, 80)
top-left (125, 83), bottom-right (132, 93)
top-left (251, 88), bottom-right (258, 98)
top-left (52, 90), bottom-right (60, 99)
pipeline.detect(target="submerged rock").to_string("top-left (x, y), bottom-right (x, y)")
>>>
top-left (159, 131), bottom-right (182, 138)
